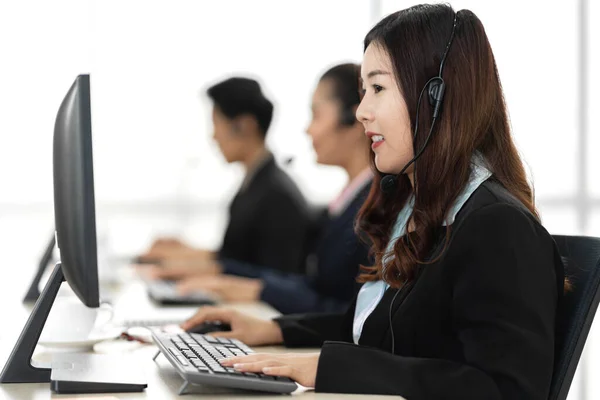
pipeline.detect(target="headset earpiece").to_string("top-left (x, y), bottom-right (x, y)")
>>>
top-left (340, 107), bottom-right (356, 127)
top-left (427, 78), bottom-right (446, 120)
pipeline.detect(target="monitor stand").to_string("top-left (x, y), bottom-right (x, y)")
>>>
top-left (1, 262), bottom-right (64, 383)
top-left (0, 263), bottom-right (148, 393)
top-left (23, 234), bottom-right (56, 303)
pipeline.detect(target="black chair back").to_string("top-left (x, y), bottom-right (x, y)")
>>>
top-left (549, 235), bottom-right (600, 400)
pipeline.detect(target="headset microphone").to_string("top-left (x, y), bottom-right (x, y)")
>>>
top-left (380, 175), bottom-right (397, 194)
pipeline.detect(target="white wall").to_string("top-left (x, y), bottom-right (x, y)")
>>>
top-left (0, 0), bottom-right (372, 208)
top-left (0, 0), bottom-right (372, 251)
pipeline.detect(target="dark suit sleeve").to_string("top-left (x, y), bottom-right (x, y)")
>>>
top-left (315, 204), bottom-right (559, 399)
top-left (221, 259), bottom-right (355, 314)
top-left (260, 227), bottom-right (368, 314)
top-left (260, 272), bottom-right (353, 314)
top-left (273, 312), bottom-right (348, 348)
top-left (220, 258), bottom-right (263, 279)
top-left (253, 191), bottom-right (310, 274)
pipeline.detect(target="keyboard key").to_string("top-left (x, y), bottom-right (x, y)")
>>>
top-left (168, 347), bottom-right (181, 358)
top-left (219, 349), bottom-right (236, 358)
top-left (175, 356), bottom-right (189, 366)
top-left (173, 342), bottom-right (190, 351)
top-left (191, 360), bottom-right (209, 369)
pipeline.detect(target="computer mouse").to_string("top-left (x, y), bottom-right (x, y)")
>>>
top-left (131, 256), bottom-right (162, 265)
top-left (187, 321), bottom-right (232, 335)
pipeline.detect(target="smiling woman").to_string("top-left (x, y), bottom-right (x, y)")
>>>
top-left (358, 55), bottom-right (414, 175)
top-left (179, 4), bottom-right (566, 398)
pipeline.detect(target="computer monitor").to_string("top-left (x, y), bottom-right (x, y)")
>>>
top-left (0, 76), bottom-right (145, 392)
top-left (52, 74), bottom-right (99, 308)
top-left (0, 74), bottom-right (96, 383)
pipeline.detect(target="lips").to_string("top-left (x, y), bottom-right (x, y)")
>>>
top-left (366, 131), bottom-right (384, 150)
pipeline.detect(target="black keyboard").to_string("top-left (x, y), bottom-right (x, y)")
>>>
top-left (151, 329), bottom-right (297, 394)
top-left (146, 280), bottom-right (217, 306)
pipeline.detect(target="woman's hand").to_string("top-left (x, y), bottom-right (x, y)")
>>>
top-left (220, 353), bottom-right (320, 388)
top-left (137, 238), bottom-right (214, 263)
top-left (181, 307), bottom-right (283, 346)
top-left (177, 275), bottom-right (263, 302)
top-left (137, 259), bottom-right (223, 281)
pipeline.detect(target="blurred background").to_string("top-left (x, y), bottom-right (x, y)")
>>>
top-left (0, 1), bottom-right (597, 398)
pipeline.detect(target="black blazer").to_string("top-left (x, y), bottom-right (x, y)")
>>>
top-left (222, 181), bottom-right (372, 314)
top-left (218, 155), bottom-right (311, 274)
top-left (275, 180), bottom-right (565, 399)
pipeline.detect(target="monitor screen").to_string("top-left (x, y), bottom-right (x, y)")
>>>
top-left (53, 74), bottom-right (99, 307)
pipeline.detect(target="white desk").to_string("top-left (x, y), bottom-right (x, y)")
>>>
top-left (0, 273), bottom-right (402, 400)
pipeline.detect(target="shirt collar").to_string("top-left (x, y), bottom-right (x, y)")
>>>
top-left (385, 153), bottom-right (492, 258)
top-left (328, 167), bottom-right (373, 217)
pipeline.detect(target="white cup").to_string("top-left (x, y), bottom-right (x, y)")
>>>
top-left (39, 296), bottom-right (114, 343)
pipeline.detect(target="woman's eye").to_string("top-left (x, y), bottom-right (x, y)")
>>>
top-left (373, 84), bottom-right (383, 93)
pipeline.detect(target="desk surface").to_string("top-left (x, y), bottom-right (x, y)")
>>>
top-left (0, 271), bottom-right (402, 400)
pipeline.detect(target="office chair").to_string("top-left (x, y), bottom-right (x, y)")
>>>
top-left (549, 235), bottom-right (600, 400)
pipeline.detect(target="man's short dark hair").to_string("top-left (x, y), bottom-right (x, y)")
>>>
top-left (207, 77), bottom-right (274, 138)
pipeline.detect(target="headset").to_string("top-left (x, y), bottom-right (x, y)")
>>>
top-left (339, 106), bottom-right (357, 127)
top-left (387, 13), bottom-right (459, 355)
top-left (380, 13), bottom-right (458, 194)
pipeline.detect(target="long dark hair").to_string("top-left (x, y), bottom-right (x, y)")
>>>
top-left (356, 4), bottom-right (537, 287)
top-left (319, 63), bottom-right (361, 125)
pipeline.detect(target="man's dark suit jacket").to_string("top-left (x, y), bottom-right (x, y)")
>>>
top-left (274, 179), bottom-right (565, 399)
top-left (218, 154), bottom-right (310, 274)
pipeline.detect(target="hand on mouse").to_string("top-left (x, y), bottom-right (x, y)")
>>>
top-left (181, 307), bottom-right (283, 346)
top-left (176, 275), bottom-right (263, 302)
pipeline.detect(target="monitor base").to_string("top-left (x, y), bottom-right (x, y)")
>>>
top-left (0, 263), bottom-right (64, 383)
top-left (50, 353), bottom-right (147, 393)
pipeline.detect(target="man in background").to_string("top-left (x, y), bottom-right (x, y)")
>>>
top-left (140, 77), bottom-right (311, 276)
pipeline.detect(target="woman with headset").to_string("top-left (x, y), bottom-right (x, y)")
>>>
top-left (181, 5), bottom-right (565, 398)
top-left (144, 63), bottom-right (374, 314)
